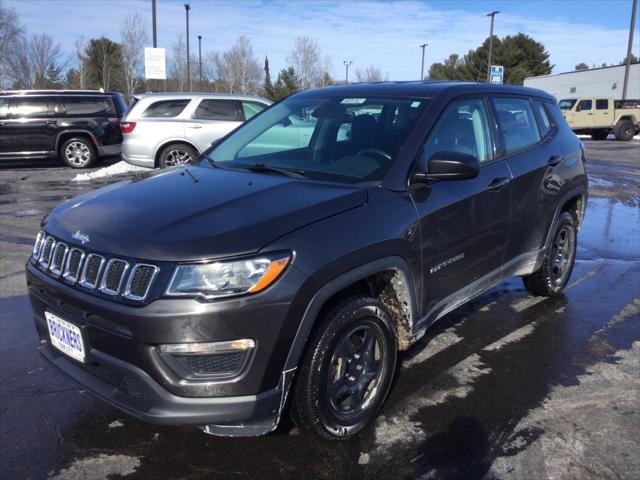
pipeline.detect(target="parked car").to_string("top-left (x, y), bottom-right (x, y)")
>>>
top-left (558, 96), bottom-right (640, 140)
top-left (0, 90), bottom-right (127, 168)
top-left (120, 93), bottom-right (271, 168)
top-left (26, 81), bottom-right (587, 440)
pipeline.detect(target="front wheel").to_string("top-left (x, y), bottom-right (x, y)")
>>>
top-left (522, 212), bottom-right (577, 296)
top-left (290, 296), bottom-right (397, 440)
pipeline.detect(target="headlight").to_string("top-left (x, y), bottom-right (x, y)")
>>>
top-left (166, 253), bottom-right (291, 299)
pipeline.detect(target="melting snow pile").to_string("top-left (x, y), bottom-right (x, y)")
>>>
top-left (72, 161), bottom-right (150, 182)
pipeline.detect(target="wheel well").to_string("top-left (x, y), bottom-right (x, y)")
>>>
top-left (561, 195), bottom-right (585, 228)
top-left (57, 132), bottom-right (95, 154)
top-left (315, 269), bottom-right (414, 351)
top-left (617, 115), bottom-right (634, 123)
top-left (154, 140), bottom-right (199, 167)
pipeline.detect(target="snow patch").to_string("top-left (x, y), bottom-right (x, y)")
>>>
top-left (489, 341), bottom-right (640, 479)
top-left (108, 420), bottom-right (124, 429)
top-left (483, 322), bottom-right (538, 352)
top-left (72, 161), bottom-right (150, 182)
top-left (358, 453), bottom-right (370, 465)
top-left (510, 296), bottom-right (546, 313)
top-left (403, 328), bottom-right (462, 368)
top-left (49, 454), bottom-right (141, 480)
top-left (374, 354), bottom-right (491, 453)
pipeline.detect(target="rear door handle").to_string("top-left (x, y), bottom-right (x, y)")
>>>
top-left (45, 120), bottom-right (56, 124)
top-left (188, 124), bottom-right (202, 129)
top-left (486, 177), bottom-right (510, 192)
top-left (548, 155), bottom-right (562, 166)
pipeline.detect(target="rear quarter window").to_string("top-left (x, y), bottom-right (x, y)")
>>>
top-left (194, 99), bottom-right (242, 121)
top-left (142, 99), bottom-right (190, 118)
top-left (493, 97), bottom-right (541, 155)
top-left (533, 101), bottom-right (552, 136)
top-left (64, 96), bottom-right (116, 116)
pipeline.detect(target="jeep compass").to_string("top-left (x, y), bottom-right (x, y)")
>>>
top-left (26, 82), bottom-right (587, 439)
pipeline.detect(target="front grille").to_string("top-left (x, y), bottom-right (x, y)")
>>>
top-left (78, 362), bottom-right (150, 408)
top-left (125, 264), bottom-right (158, 300)
top-left (34, 232), bottom-right (159, 302)
top-left (49, 242), bottom-right (68, 276)
top-left (80, 254), bottom-right (104, 288)
top-left (63, 248), bottom-right (84, 282)
top-left (176, 351), bottom-right (246, 377)
top-left (99, 259), bottom-right (128, 295)
top-left (39, 236), bottom-right (55, 268)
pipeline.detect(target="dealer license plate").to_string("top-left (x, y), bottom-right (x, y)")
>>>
top-left (45, 311), bottom-right (86, 363)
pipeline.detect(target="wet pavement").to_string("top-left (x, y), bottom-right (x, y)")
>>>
top-left (1, 143), bottom-right (639, 480)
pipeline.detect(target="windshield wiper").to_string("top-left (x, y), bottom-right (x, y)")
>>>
top-left (245, 164), bottom-right (306, 178)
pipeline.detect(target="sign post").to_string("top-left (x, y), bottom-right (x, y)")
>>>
top-left (144, 47), bottom-right (166, 80)
top-left (490, 65), bottom-right (504, 84)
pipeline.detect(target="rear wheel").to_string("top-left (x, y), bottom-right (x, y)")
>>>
top-left (158, 143), bottom-right (198, 168)
top-left (590, 130), bottom-right (609, 140)
top-left (522, 212), bottom-right (577, 296)
top-left (290, 296), bottom-right (397, 440)
top-left (613, 120), bottom-right (635, 141)
top-left (60, 137), bottom-right (97, 168)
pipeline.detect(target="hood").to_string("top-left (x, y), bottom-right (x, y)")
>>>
top-left (44, 166), bottom-right (367, 261)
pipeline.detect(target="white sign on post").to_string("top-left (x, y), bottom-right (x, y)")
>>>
top-left (144, 47), bottom-right (166, 80)
top-left (490, 65), bottom-right (504, 84)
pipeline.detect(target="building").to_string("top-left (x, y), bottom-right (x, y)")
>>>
top-left (524, 63), bottom-right (640, 100)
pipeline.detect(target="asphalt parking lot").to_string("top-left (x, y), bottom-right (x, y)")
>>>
top-left (1, 141), bottom-right (638, 480)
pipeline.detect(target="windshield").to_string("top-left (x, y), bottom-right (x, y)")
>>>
top-left (202, 95), bottom-right (429, 184)
top-left (558, 99), bottom-right (577, 110)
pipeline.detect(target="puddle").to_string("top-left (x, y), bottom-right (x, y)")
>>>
top-left (578, 197), bottom-right (640, 261)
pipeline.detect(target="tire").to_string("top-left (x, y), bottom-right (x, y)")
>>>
top-left (60, 137), bottom-right (97, 169)
top-left (522, 212), bottom-right (577, 296)
top-left (290, 296), bottom-right (397, 440)
top-left (158, 143), bottom-right (198, 168)
top-left (613, 120), bottom-right (635, 141)
top-left (590, 130), bottom-right (609, 140)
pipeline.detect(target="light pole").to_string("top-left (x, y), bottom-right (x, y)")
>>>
top-left (419, 43), bottom-right (428, 80)
top-left (344, 60), bottom-right (353, 84)
top-left (622, 0), bottom-right (637, 100)
top-left (198, 35), bottom-right (203, 89)
top-left (151, 0), bottom-right (157, 47)
top-left (486, 10), bottom-right (499, 83)
top-left (184, 4), bottom-right (191, 92)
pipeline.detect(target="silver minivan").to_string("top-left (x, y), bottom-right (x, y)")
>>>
top-left (121, 93), bottom-right (271, 168)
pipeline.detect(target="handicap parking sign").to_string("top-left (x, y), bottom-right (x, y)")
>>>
top-left (490, 65), bottom-right (504, 84)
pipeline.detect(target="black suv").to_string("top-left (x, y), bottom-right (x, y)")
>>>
top-left (26, 82), bottom-right (587, 439)
top-left (0, 90), bottom-right (127, 168)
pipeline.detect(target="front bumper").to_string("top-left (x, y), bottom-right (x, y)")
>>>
top-left (26, 259), bottom-right (308, 434)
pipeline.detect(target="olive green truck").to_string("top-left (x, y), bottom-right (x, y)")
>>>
top-left (558, 97), bottom-right (640, 140)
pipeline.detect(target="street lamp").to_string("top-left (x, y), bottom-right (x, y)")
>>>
top-left (184, 4), bottom-right (191, 92)
top-left (344, 60), bottom-right (353, 84)
top-left (419, 43), bottom-right (428, 81)
top-left (198, 35), bottom-right (203, 88)
top-left (486, 11), bottom-right (499, 83)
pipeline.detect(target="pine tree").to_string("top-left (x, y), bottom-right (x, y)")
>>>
top-left (263, 56), bottom-right (275, 100)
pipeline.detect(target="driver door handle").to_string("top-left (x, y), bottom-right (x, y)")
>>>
top-left (188, 124), bottom-right (202, 129)
top-left (486, 177), bottom-right (510, 192)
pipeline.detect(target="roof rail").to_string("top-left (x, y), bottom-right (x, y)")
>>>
top-left (0, 89), bottom-right (107, 95)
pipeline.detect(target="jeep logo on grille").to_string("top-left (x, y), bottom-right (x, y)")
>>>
top-left (72, 230), bottom-right (90, 245)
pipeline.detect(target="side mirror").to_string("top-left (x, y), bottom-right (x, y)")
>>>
top-left (413, 151), bottom-right (480, 182)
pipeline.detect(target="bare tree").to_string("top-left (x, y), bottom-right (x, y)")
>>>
top-left (73, 38), bottom-right (89, 89)
top-left (169, 33), bottom-right (187, 92)
top-left (0, 3), bottom-right (22, 86)
top-left (286, 36), bottom-right (321, 89)
top-left (207, 36), bottom-right (261, 94)
top-left (120, 12), bottom-right (147, 99)
top-left (321, 54), bottom-right (333, 87)
top-left (5, 33), bottom-right (65, 89)
top-left (355, 65), bottom-right (387, 82)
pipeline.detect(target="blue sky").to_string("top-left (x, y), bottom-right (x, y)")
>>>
top-left (6, 0), bottom-right (640, 80)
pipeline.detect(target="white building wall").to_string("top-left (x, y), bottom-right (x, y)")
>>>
top-left (524, 64), bottom-right (640, 100)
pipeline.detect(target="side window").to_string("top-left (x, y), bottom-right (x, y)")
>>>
top-left (64, 96), bottom-right (116, 116)
top-left (595, 99), bottom-right (609, 110)
top-left (576, 99), bottom-right (592, 111)
top-left (142, 99), bottom-right (190, 118)
top-left (533, 101), bottom-right (552, 136)
top-left (242, 101), bottom-right (267, 120)
top-left (9, 97), bottom-right (51, 117)
top-left (194, 99), bottom-right (242, 121)
top-left (0, 98), bottom-right (10, 118)
top-left (423, 98), bottom-right (493, 163)
top-left (493, 97), bottom-right (541, 155)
